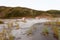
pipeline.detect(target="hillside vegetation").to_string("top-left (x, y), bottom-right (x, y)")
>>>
top-left (0, 6), bottom-right (60, 18)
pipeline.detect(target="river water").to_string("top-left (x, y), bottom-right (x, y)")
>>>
top-left (0, 18), bottom-right (58, 40)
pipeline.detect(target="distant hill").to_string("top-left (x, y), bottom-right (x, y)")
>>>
top-left (0, 6), bottom-right (60, 19)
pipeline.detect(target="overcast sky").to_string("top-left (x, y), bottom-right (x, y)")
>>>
top-left (0, 0), bottom-right (60, 10)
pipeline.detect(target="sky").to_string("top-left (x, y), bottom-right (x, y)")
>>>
top-left (0, 0), bottom-right (60, 10)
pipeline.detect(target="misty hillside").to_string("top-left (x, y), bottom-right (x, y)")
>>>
top-left (0, 6), bottom-right (60, 18)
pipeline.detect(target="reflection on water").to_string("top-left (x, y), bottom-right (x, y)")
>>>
top-left (0, 18), bottom-right (59, 40)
